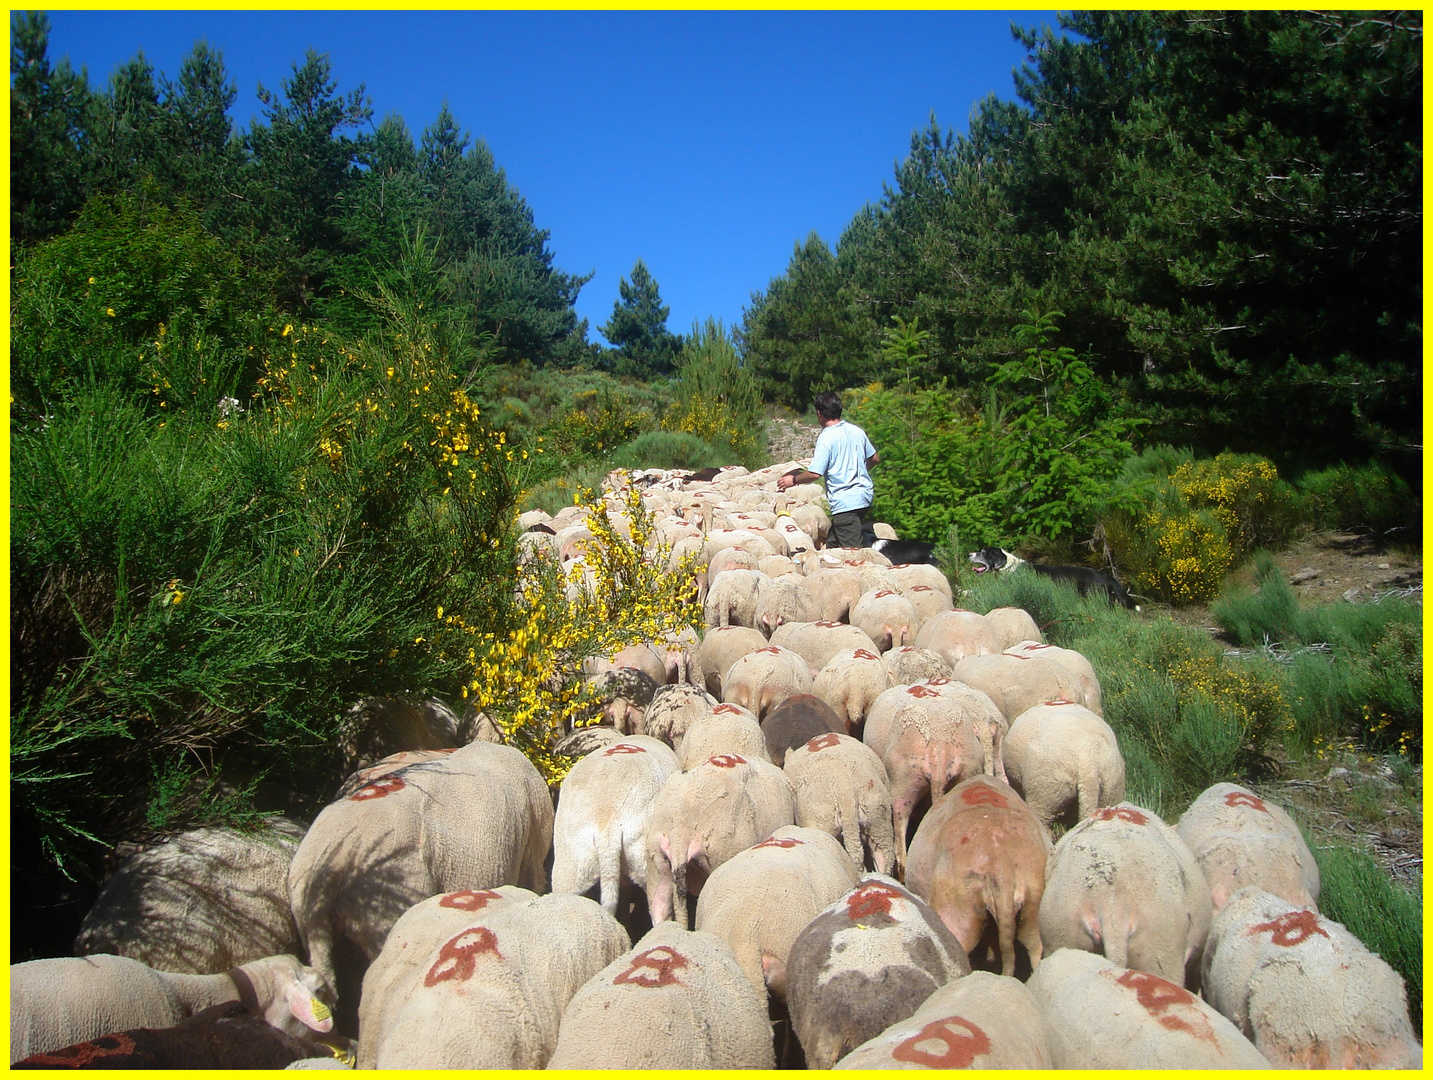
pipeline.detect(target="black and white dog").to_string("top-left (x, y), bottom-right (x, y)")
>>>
top-left (871, 538), bottom-right (939, 566)
top-left (969, 546), bottom-right (1140, 611)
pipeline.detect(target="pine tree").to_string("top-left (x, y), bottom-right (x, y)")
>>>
top-left (599, 259), bottom-right (682, 378)
top-left (11, 11), bottom-right (92, 243)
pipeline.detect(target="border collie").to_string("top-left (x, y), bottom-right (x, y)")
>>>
top-left (969, 546), bottom-right (1140, 610)
top-left (871, 538), bottom-right (939, 566)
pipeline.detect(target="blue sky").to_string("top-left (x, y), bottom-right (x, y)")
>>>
top-left (43, 10), bottom-right (1060, 345)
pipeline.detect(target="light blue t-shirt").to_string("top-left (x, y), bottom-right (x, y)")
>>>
top-left (809, 420), bottom-right (876, 514)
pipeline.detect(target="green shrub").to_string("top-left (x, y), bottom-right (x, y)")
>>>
top-left (11, 297), bottom-right (518, 877)
top-left (1295, 461), bottom-right (1419, 536)
top-left (519, 464), bottom-right (613, 516)
top-left (1312, 842), bottom-right (1423, 1030)
top-left (607, 430), bottom-right (723, 471)
top-left (662, 319), bottom-right (767, 468)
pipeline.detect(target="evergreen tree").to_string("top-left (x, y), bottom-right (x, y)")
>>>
top-left (157, 42), bottom-right (244, 234)
top-left (599, 259), bottom-right (682, 378)
top-left (11, 11), bottom-right (92, 243)
top-left (85, 52), bottom-right (163, 196)
top-left (243, 48), bottom-right (372, 310)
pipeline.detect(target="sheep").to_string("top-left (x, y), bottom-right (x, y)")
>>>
top-left (546, 924), bottom-right (775, 1069)
top-left (693, 826), bottom-right (860, 1001)
top-left (753, 574), bottom-right (818, 637)
top-left (1005, 640), bottom-right (1102, 714)
top-left (721, 644), bottom-right (814, 720)
top-left (1026, 948), bottom-right (1270, 1069)
top-left (644, 753), bottom-right (796, 928)
top-left (833, 970), bottom-right (1053, 1070)
top-left (10, 953), bottom-right (334, 1064)
top-left (769, 619), bottom-right (879, 674)
top-left (796, 566), bottom-right (864, 622)
top-left (810, 646), bottom-right (891, 734)
top-left (904, 775), bottom-right (1049, 978)
top-left (849, 589), bottom-right (917, 652)
top-left (950, 652), bottom-right (1087, 722)
top-left (760, 693), bottom-right (844, 766)
top-left (787, 875), bottom-right (971, 1069)
top-left (73, 820), bottom-right (305, 975)
top-left (1002, 700), bottom-right (1125, 829)
top-left (335, 696), bottom-right (461, 776)
top-left (900, 583), bottom-right (954, 633)
top-left (913, 608), bottom-right (1000, 667)
top-left (880, 645), bottom-right (951, 685)
top-left (582, 641), bottom-right (667, 687)
top-left (585, 665), bottom-right (660, 733)
top-left (983, 606), bottom-right (1044, 649)
top-left (640, 682), bottom-right (719, 748)
top-left (692, 624), bottom-right (767, 697)
top-left (287, 740), bottom-right (554, 994)
top-left (1039, 803), bottom-right (1211, 988)
top-left (12, 1001), bottom-right (341, 1069)
top-left (1200, 887), bottom-right (1421, 1069)
top-left (784, 732), bottom-right (895, 874)
top-left (552, 735), bottom-right (682, 916)
top-left (356, 887), bottom-right (629, 1069)
top-left (886, 561), bottom-right (953, 603)
top-left (707, 545), bottom-right (761, 579)
top-left (1174, 782), bottom-right (1319, 913)
top-left (677, 703), bottom-right (771, 769)
top-left (861, 681), bottom-right (998, 877)
top-left (703, 568), bottom-right (767, 630)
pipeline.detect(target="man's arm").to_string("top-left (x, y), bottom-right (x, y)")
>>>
top-left (778, 469), bottom-right (821, 490)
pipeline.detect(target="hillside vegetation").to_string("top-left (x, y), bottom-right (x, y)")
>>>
top-left (9, 8), bottom-right (1419, 999)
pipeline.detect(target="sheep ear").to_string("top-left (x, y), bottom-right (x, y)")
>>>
top-left (287, 983), bottom-right (334, 1033)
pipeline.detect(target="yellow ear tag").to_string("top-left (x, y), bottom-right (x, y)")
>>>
top-left (311, 998), bottom-right (333, 1022)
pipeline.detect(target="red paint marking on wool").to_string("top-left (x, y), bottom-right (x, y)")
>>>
top-left (960, 784), bottom-right (1009, 808)
top-left (806, 733), bottom-right (842, 752)
top-left (23, 1033), bottom-right (137, 1067)
top-left (713, 703), bottom-right (744, 714)
top-left (1224, 791), bottom-right (1268, 813)
top-left (927, 678), bottom-right (952, 686)
top-left (757, 646), bottom-right (782, 655)
top-left (603, 743), bottom-right (648, 756)
top-left (846, 881), bottom-right (904, 920)
top-left (875, 590), bottom-right (896, 597)
top-left (614, 946), bottom-right (690, 988)
top-left (424, 926), bottom-right (502, 986)
top-left (1248, 910), bottom-right (1328, 947)
top-left (755, 837), bottom-right (802, 849)
top-left (708, 754), bottom-right (746, 768)
top-left (440, 889), bottom-right (502, 911)
top-left (1095, 806), bottom-right (1148, 825)
top-left (891, 1017), bottom-right (992, 1068)
top-left (350, 776), bottom-right (405, 800)
top-left (854, 649), bottom-right (879, 661)
top-left (910, 585), bottom-right (933, 592)
top-left (1113, 970), bottom-right (1216, 1044)
top-left (906, 684), bottom-right (941, 698)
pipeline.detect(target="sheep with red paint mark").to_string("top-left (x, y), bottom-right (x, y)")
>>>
top-left (796, 566), bottom-right (865, 623)
top-left (1200, 887), bottom-right (1421, 1069)
top-left (694, 826), bottom-right (860, 1003)
top-left (640, 682), bottom-right (718, 748)
top-left (678, 702), bottom-right (771, 769)
top-left (754, 574), bottom-right (819, 637)
top-left (721, 644), bottom-right (814, 720)
top-left (811, 646), bottom-right (892, 735)
top-left (1039, 803), bottom-right (1211, 988)
top-left (1004, 639), bottom-right (1102, 714)
top-left (693, 624), bottom-right (767, 697)
top-left (784, 732), bottom-right (896, 875)
top-left (787, 875), bottom-right (972, 1069)
top-left (551, 735), bottom-right (681, 917)
top-left (904, 775), bottom-right (1050, 977)
top-left (881, 645), bottom-right (951, 686)
top-left (1002, 699), bottom-right (1125, 829)
top-left (861, 680), bottom-right (1002, 878)
top-left (644, 753), bottom-right (797, 928)
top-left (834, 970), bottom-right (1052, 1070)
top-left (850, 589), bottom-right (918, 653)
top-left (770, 619), bottom-right (880, 674)
top-left (912, 608), bottom-right (1001, 667)
top-left (1175, 782), bottom-right (1320, 913)
top-left (356, 887), bottom-right (629, 1068)
top-left (703, 567), bottom-right (768, 630)
top-left (951, 651), bottom-right (1087, 724)
top-left (287, 740), bottom-right (554, 995)
top-left (547, 923), bottom-right (775, 1068)
top-left (1026, 947), bottom-right (1269, 1068)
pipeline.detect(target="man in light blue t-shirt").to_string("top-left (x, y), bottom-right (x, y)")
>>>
top-left (777, 390), bottom-right (879, 548)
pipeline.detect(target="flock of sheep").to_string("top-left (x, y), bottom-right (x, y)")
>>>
top-left (9, 461), bottom-right (1422, 1069)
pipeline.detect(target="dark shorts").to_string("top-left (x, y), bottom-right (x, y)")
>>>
top-left (829, 506), bottom-right (871, 549)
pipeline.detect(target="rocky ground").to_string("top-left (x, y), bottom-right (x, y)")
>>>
top-left (762, 421), bottom-right (1423, 893)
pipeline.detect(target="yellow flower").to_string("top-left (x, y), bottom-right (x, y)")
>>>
top-left (283, 324), bottom-right (294, 337)
top-left (105, 307), bottom-right (116, 317)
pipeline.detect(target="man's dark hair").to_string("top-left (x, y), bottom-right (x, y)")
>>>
top-left (813, 390), bottom-right (843, 421)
